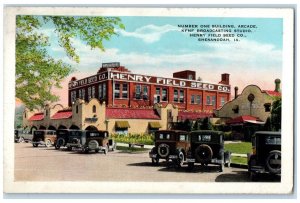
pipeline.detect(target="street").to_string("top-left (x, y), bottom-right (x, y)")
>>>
top-left (14, 143), bottom-right (280, 182)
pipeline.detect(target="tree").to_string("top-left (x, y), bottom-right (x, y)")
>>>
top-left (271, 97), bottom-right (281, 131)
top-left (16, 15), bottom-right (124, 110)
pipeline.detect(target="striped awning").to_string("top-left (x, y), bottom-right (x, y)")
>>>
top-left (115, 121), bottom-right (130, 128)
top-left (148, 122), bottom-right (162, 129)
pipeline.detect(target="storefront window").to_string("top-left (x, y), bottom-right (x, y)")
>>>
top-left (221, 97), bottom-right (226, 106)
top-left (180, 90), bottom-right (184, 103)
top-left (122, 83), bottom-right (128, 98)
top-left (92, 86), bottom-right (95, 98)
top-left (196, 95), bottom-right (201, 104)
top-left (212, 96), bottom-right (216, 106)
top-left (98, 84), bottom-right (102, 99)
top-left (135, 85), bottom-right (141, 99)
top-left (143, 85), bottom-right (148, 100)
top-left (162, 88), bottom-right (167, 101)
top-left (191, 95), bottom-right (195, 104)
top-left (103, 83), bottom-right (106, 99)
top-left (114, 83), bottom-right (120, 98)
top-left (174, 89), bottom-right (178, 102)
top-left (88, 87), bottom-right (91, 100)
top-left (206, 95), bottom-right (211, 105)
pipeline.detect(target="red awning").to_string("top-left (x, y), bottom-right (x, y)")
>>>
top-left (106, 108), bottom-right (160, 119)
top-left (263, 90), bottom-right (281, 97)
top-left (226, 115), bottom-right (264, 125)
top-left (51, 110), bottom-right (72, 120)
top-left (28, 113), bottom-right (44, 121)
top-left (178, 111), bottom-right (213, 121)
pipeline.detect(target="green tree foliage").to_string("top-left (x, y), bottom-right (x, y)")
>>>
top-left (16, 15), bottom-right (124, 110)
top-left (271, 97), bottom-right (281, 131)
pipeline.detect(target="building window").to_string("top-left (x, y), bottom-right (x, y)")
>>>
top-left (92, 105), bottom-right (96, 113)
top-left (114, 83), bottom-right (120, 98)
top-left (156, 87), bottom-right (160, 95)
top-left (220, 97), bottom-right (226, 106)
top-left (135, 85), bottom-right (141, 99)
top-left (71, 91), bottom-right (77, 103)
top-left (81, 89), bottom-right (85, 100)
top-left (92, 86), bottom-right (95, 98)
top-left (162, 88), bottom-right (168, 101)
top-left (179, 90), bottom-right (184, 103)
top-left (103, 83), bottom-right (106, 99)
top-left (79, 89), bottom-right (82, 99)
top-left (188, 74), bottom-right (193, 80)
top-left (196, 95), bottom-right (201, 105)
top-left (264, 103), bottom-right (271, 112)
top-left (143, 85), bottom-right (148, 100)
top-left (122, 83), bottom-right (128, 98)
top-left (206, 96), bottom-right (211, 105)
top-left (191, 95), bottom-right (195, 104)
top-left (174, 89), bottom-right (178, 102)
top-left (76, 105), bottom-right (78, 114)
top-left (212, 96), bottom-right (216, 106)
top-left (88, 87), bottom-right (92, 100)
top-left (98, 84), bottom-right (103, 99)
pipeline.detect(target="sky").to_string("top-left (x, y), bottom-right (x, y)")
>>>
top-left (23, 16), bottom-right (283, 106)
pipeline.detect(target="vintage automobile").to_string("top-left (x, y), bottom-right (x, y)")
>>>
top-left (149, 130), bottom-right (190, 167)
top-left (65, 130), bottom-right (116, 154)
top-left (186, 130), bottom-right (231, 172)
top-left (32, 130), bottom-right (57, 147)
top-left (248, 131), bottom-right (281, 181)
top-left (54, 129), bottom-right (76, 150)
top-left (14, 129), bottom-right (33, 143)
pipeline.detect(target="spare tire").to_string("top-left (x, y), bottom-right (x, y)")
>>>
top-left (88, 140), bottom-right (99, 150)
top-left (265, 150), bottom-right (281, 174)
top-left (195, 144), bottom-right (213, 163)
top-left (157, 143), bottom-right (170, 158)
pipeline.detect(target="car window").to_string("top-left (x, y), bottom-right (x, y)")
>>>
top-left (158, 133), bottom-right (170, 140)
top-left (179, 135), bottom-right (186, 141)
top-left (202, 135), bottom-right (211, 142)
top-left (265, 136), bottom-right (281, 145)
top-left (89, 132), bottom-right (99, 137)
top-left (198, 135), bottom-right (202, 141)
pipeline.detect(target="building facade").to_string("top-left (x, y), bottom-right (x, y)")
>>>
top-left (68, 62), bottom-right (231, 112)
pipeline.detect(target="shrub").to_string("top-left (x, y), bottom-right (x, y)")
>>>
top-left (224, 131), bottom-right (232, 141)
top-left (111, 133), bottom-right (154, 145)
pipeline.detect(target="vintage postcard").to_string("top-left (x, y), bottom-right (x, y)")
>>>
top-left (3, 7), bottom-right (294, 194)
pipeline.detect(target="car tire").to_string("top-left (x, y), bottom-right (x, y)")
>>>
top-left (55, 144), bottom-right (60, 150)
top-left (266, 150), bottom-right (281, 174)
top-left (195, 144), bottom-right (213, 164)
top-left (157, 143), bottom-right (170, 158)
top-left (88, 140), bottom-right (99, 151)
top-left (104, 145), bottom-right (109, 155)
top-left (56, 138), bottom-right (65, 150)
top-left (219, 164), bottom-right (224, 172)
top-left (32, 143), bottom-right (38, 147)
top-left (45, 139), bottom-right (52, 148)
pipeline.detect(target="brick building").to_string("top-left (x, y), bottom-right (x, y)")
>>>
top-left (68, 62), bottom-right (231, 112)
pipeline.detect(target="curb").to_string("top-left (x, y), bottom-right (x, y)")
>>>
top-left (230, 163), bottom-right (248, 169)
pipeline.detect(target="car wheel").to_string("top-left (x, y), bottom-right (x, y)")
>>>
top-left (195, 144), bottom-right (213, 164)
top-left (88, 140), bottom-right (99, 151)
top-left (55, 144), bottom-right (61, 150)
top-left (19, 137), bottom-right (25, 143)
top-left (266, 150), bottom-right (281, 174)
top-left (219, 164), bottom-right (224, 172)
top-left (45, 139), bottom-right (52, 148)
top-left (151, 158), bottom-right (159, 166)
top-left (67, 146), bottom-right (72, 151)
top-left (177, 151), bottom-right (185, 168)
top-left (157, 143), bottom-right (170, 158)
top-left (32, 143), bottom-right (38, 147)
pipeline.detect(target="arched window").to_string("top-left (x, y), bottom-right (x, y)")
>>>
top-left (92, 105), bottom-right (96, 113)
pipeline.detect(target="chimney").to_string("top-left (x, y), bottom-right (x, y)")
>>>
top-left (275, 78), bottom-right (281, 92)
top-left (219, 73), bottom-right (230, 85)
top-left (234, 86), bottom-right (238, 99)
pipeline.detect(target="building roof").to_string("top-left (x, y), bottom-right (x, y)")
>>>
top-left (226, 115), bottom-right (265, 125)
top-left (51, 110), bottom-right (73, 120)
top-left (106, 108), bottom-right (161, 119)
top-left (263, 90), bottom-right (281, 97)
top-left (28, 113), bottom-right (44, 121)
top-left (178, 111), bottom-right (213, 121)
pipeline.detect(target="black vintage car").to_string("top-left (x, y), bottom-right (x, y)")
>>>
top-left (186, 130), bottom-right (231, 172)
top-left (54, 129), bottom-right (76, 150)
top-left (248, 131), bottom-right (281, 181)
top-left (149, 130), bottom-right (190, 167)
top-left (14, 129), bottom-right (33, 143)
top-left (65, 130), bottom-right (116, 154)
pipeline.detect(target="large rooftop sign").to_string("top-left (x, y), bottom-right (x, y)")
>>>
top-left (69, 71), bottom-right (231, 92)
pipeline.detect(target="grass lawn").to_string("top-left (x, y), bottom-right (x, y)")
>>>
top-left (224, 142), bottom-right (252, 154)
top-left (231, 156), bottom-right (248, 165)
top-left (116, 146), bottom-right (149, 153)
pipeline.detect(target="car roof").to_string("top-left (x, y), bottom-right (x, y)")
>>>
top-left (254, 131), bottom-right (281, 136)
top-left (155, 130), bottom-right (189, 134)
top-left (190, 130), bottom-right (223, 135)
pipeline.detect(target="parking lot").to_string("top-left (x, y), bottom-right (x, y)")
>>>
top-left (14, 143), bottom-right (280, 182)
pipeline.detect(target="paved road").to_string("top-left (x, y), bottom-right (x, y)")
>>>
top-left (14, 143), bottom-right (280, 182)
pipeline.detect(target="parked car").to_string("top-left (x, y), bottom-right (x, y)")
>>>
top-left (149, 130), bottom-right (190, 167)
top-left (14, 129), bottom-right (33, 143)
top-left (65, 130), bottom-right (116, 154)
top-left (54, 129), bottom-right (76, 150)
top-left (186, 130), bottom-right (231, 172)
top-left (248, 131), bottom-right (281, 181)
top-left (32, 130), bottom-right (57, 147)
